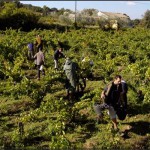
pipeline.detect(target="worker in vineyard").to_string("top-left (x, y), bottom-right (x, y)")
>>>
top-left (35, 35), bottom-right (43, 52)
top-left (27, 42), bottom-right (34, 60)
top-left (63, 57), bottom-right (79, 100)
top-left (76, 56), bottom-right (93, 92)
top-left (34, 48), bottom-right (45, 80)
top-left (81, 56), bottom-right (94, 80)
top-left (54, 47), bottom-right (65, 70)
top-left (93, 75), bottom-right (128, 131)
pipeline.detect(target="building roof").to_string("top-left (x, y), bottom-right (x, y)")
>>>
top-left (101, 11), bottom-right (130, 19)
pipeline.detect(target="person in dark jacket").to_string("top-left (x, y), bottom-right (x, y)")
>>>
top-left (63, 57), bottom-right (78, 100)
top-left (54, 47), bottom-right (65, 70)
top-left (93, 75), bottom-right (122, 130)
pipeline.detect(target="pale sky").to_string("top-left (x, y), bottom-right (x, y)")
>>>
top-left (20, 1), bottom-right (150, 20)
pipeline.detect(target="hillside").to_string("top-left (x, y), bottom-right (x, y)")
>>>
top-left (0, 28), bottom-right (150, 149)
top-left (0, 1), bottom-right (136, 32)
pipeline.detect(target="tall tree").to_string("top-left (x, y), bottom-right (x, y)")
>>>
top-left (81, 9), bottom-right (98, 16)
top-left (43, 5), bottom-right (50, 16)
top-left (141, 9), bottom-right (150, 28)
top-left (0, 0), bottom-right (4, 7)
top-left (13, 0), bottom-right (23, 8)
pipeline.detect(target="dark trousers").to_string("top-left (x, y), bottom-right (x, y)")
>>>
top-left (37, 65), bottom-right (45, 79)
top-left (37, 44), bottom-right (43, 52)
top-left (28, 51), bottom-right (34, 60)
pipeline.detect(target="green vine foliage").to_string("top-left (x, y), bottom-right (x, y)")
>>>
top-left (0, 27), bottom-right (150, 149)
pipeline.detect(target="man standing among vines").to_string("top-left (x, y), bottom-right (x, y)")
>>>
top-left (54, 47), bottom-right (65, 70)
top-left (93, 75), bottom-right (127, 131)
top-left (34, 48), bottom-right (45, 80)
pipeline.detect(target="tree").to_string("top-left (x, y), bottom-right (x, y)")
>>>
top-left (97, 18), bottom-right (108, 30)
top-left (77, 14), bottom-right (87, 27)
top-left (57, 8), bottom-right (65, 15)
top-left (43, 5), bottom-right (50, 16)
top-left (59, 15), bottom-right (72, 26)
top-left (13, 0), bottom-right (23, 8)
top-left (131, 19), bottom-right (141, 27)
top-left (0, 0), bottom-right (4, 7)
top-left (141, 9), bottom-right (150, 28)
top-left (0, 2), bottom-right (39, 31)
top-left (81, 9), bottom-right (98, 17)
top-left (0, 2), bottom-right (16, 18)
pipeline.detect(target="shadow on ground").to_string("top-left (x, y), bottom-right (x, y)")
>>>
top-left (122, 121), bottom-right (150, 136)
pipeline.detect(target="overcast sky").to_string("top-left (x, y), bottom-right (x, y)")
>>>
top-left (20, 1), bottom-right (150, 20)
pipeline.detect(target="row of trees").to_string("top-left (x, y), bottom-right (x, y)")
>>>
top-left (0, 2), bottom-right (39, 31)
top-left (0, 1), bottom-right (150, 31)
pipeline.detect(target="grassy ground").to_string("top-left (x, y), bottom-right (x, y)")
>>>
top-left (0, 70), bottom-right (150, 150)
